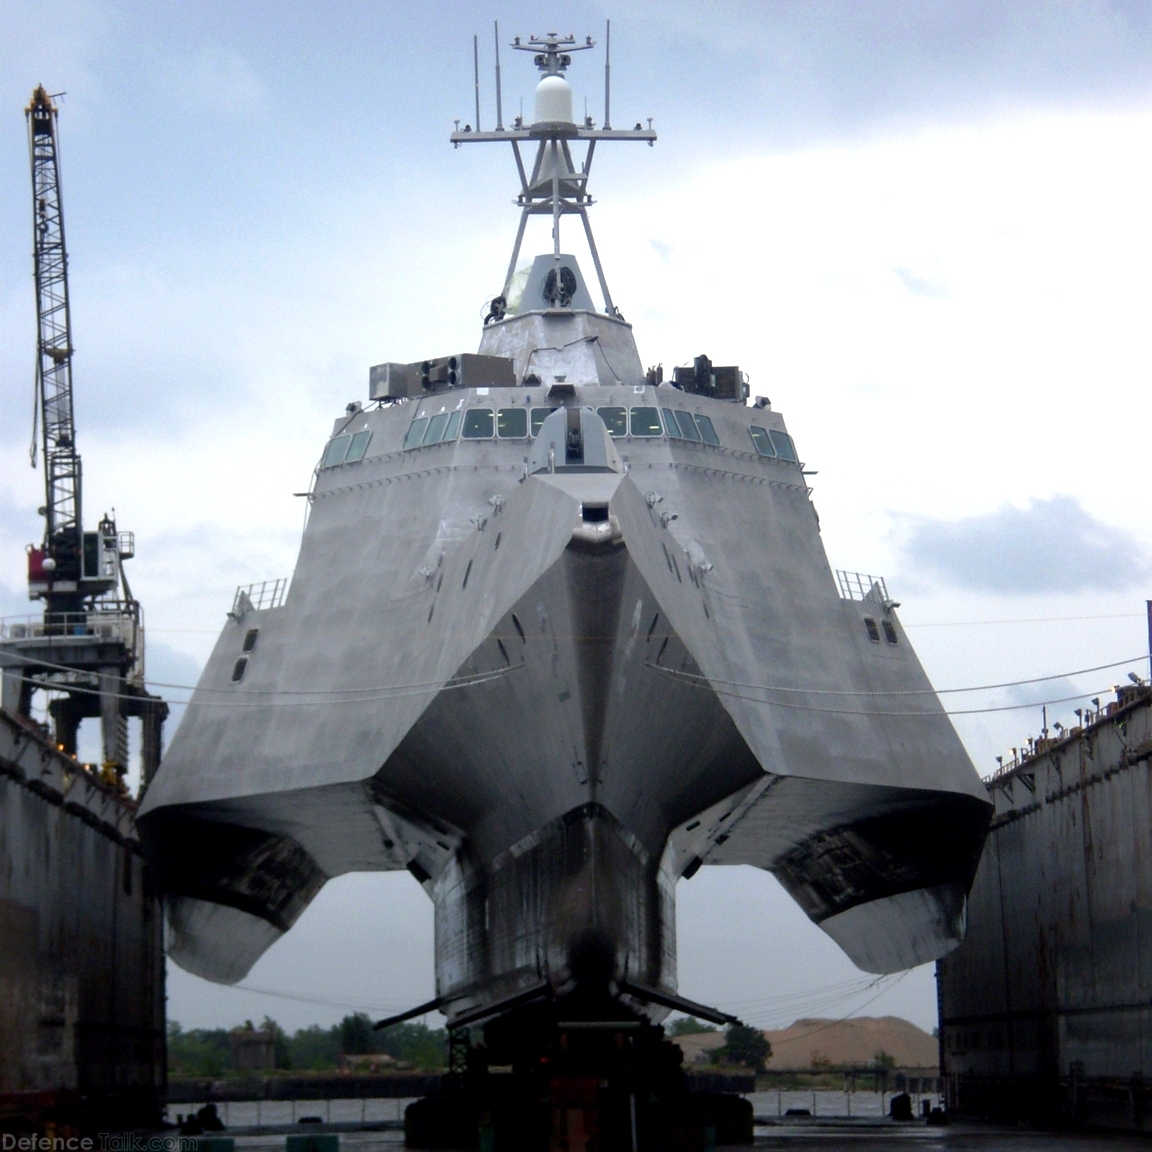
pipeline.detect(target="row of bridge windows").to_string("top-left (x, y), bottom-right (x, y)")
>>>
top-left (396, 406), bottom-right (798, 461)
top-left (320, 408), bottom-right (798, 468)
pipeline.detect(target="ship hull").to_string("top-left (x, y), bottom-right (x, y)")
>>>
top-left (139, 373), bottom-right (990, 1018)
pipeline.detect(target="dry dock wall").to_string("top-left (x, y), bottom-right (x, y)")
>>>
top-left (937, 685), bottom-right (1152, 1131)
top-left (0, 709), bottom-right (165, 1130)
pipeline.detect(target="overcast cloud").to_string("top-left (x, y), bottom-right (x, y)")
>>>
top-left (896, 496), bottom-right (1151, 594)
top-left (619, 0), bottom-right (1152, 146)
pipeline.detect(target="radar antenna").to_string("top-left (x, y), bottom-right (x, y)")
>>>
top-left (452, 28), bottom-right (655, 317)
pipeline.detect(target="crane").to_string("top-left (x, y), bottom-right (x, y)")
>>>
top-left (26, 86), bottom-right (127, 613)
top-left (0, 88), bottom-right (167, 790)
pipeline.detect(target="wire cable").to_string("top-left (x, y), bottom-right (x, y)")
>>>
top-left (224, 982), bottom-right (432, 1017)
top-left (731, 970), bottom-right (910, 1034)
top-left (647, 666), bottom-right (1131, 718)
top-left (646, 653), bottom-right (1145, 699)
top-left (4, 660), bottom-right (524, 709)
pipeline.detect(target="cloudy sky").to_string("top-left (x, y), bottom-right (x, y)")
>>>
top-left (3, 0), bottom-right (1152, 1035)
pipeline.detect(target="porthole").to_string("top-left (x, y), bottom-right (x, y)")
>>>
top-left (242, 628), bottom-right (259, 653)
top-left (231, 657), bottom-right (248, 682)
top-left (882, 620), bottom-right (898, 645)
top-left (864, 618), bottom-right (880, 643)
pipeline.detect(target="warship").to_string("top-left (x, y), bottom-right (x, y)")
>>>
top-left (138, 31), bottom-right (991, 1145)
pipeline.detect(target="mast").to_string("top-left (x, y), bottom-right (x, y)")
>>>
top-left (451, 32), bottom-right (655, 317)
top-left (27, 87), bottom-right (82, 607)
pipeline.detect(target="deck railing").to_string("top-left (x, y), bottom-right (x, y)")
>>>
top-left (231, 577), bottom-right (289, 617)
top-left (835, 569), bottom-right (890, 605)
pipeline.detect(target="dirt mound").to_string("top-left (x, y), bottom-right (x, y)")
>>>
top-left (672, 1016), bottom-right (937, 1071)
top-left (764, 1016), bottom-right (938, 1070)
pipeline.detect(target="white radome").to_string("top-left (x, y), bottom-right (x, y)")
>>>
top-left (534, 74), bottom-right (574, 124)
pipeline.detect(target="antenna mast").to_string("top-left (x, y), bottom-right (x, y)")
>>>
top-left (494, 22), bottom-right (504, 131)
top-left (451, 32), bottom-right (655, 317)
top-left (473, 35), bottom-right (481, 130)
top-left (603, 20), bottom-right (611, 130)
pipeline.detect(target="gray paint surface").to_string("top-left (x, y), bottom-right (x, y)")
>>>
top-left (139, 290), bottom-right (990, 1023)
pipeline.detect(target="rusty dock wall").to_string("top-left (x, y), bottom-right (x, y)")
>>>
top-left (0, 708), bottom-right (165, 1130)
top-left (937, 685), bottom-right (1152, 1131)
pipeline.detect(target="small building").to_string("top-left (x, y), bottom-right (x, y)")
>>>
top-left (938, 683), bottom-right (1152, 1131)
top-left (338, 1053), bottom-right (405, 1073)
top-left (229, 1027), bottom-right (276, 1071)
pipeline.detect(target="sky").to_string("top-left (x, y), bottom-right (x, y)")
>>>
top-left (3, 0), bottom-right (1152, 1036)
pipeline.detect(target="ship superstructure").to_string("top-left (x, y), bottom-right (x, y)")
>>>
top-left (137, 33), bottom-right (991, 1143)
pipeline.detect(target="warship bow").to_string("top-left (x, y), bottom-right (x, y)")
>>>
top-left (138, 35), bottom-right (991, 1037)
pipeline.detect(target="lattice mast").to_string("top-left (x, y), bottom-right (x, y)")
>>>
top-left (451, 27), bottom-right (655, 316)
top-left (27, 87), bottom-right (82, 608)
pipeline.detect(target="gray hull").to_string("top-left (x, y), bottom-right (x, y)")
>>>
top-left (139, 307), bottom-right (990, 1022)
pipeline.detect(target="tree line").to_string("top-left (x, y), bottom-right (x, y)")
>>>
top-left (167, 1013), bottom-right (446, 1077)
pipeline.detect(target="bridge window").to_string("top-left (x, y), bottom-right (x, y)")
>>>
top-left (444, 410), bottom-right (463, 442)
top-left (694, 414), bottom-right (720, 446)
top-left (661, 409), bottom-right (682, 439)
top-left (675, 410), bottom-right (702, 442)
top-left (531, 407), bottom-right (556, 436)
top-left (630, 407), bottom-right (663, 437)
top-left (403, 418), bottom-right (429, 450)
top-left (882, 620), bottom-right (898, 645)
top-left (323, 434), bottom-right (352, 466)
top-left (597, 406), bottom-right (627, 437)
top-left (345, 429), bottom-right (372, 462)
top-left (748, 425), bottom-right (775, 457)
top-left (864, 618), bottom-right (880, 643)
top-left (422, 412), bottom-right (450, 446)
top-left (462, 408), bottom-right (495, 438)
top-left (769, 429), bottom-right (798, 462)
top-left (497, 408), bottom-right (528, 438)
